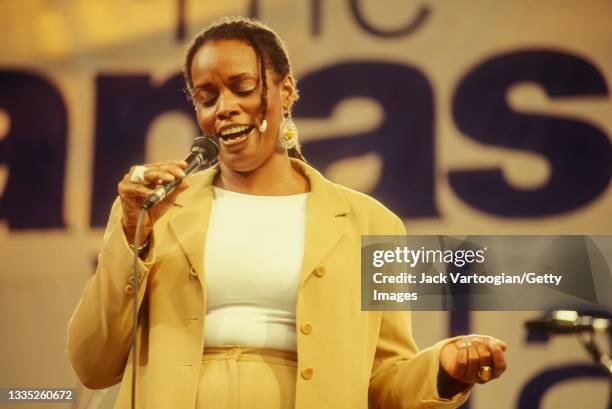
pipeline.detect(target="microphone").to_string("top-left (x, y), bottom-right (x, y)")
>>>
top-left (526, 310), bottom-right (611, 334)
top-left (142, 135), bottom-right (219, 209)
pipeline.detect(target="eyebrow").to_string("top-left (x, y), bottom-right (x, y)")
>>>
top-left (193, 73), bottom-right (257, 91)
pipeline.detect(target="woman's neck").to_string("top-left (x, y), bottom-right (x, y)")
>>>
top-left (215, 153), bottom-right (310, 196)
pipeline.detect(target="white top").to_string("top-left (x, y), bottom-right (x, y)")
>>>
top-left (203, 186), bottom-right (308, 351)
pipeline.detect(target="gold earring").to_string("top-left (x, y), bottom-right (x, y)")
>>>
top-left (279, 110), bottom-right (298, 149)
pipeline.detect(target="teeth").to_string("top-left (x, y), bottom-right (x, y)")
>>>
top-left (220, 125), bottom-right (250, 136)
top-left (220, 127), bottom-right (252, 146)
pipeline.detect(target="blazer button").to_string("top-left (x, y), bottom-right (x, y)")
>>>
top-left (314, 266), bottom-right (325, 278)
top-left (301, 367), bottom-right (314, 380)
top-left (300, 323), bottom-right (312, 335)
top-left (189, 268), bottom-right (197, 277)
top-left (129, 275), bottom-right (139, 285)
top-left (124, 284), bottom-right (134, 294)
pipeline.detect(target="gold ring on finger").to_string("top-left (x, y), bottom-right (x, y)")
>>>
top-left (478, 365), bottom-right (493, 382)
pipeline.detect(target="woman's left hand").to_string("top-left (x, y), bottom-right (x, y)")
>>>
top-left (440, 334), bottom-right (508, 385)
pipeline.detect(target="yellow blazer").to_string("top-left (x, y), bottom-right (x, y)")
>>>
top-left (67, 159), bottom-right (472, 409)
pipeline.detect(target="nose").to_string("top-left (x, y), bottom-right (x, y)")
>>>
top-left (216, 89), bottom-right (240, 121)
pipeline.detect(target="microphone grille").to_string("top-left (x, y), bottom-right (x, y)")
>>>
top-left (192, 135), bottom-right (219, 158)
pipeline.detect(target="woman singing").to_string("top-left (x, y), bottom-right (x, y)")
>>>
top-left (67, 16), bottom-right (507, 409)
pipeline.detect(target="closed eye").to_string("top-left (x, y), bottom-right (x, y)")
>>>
top-left (235, 88), bottom-right (256, 97)
top-left (197, 88), bottom-right (256, 108)
top-left (194, 88), bottom-right (217, 107)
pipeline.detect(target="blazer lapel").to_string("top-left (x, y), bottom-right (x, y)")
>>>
top-left (168, 166), bottom-right (219, 282)
top-left (165, 160), bottom-right (351, 287)
top-left (296, 160), bottom-right (351, 285)
top-left (300, 195), bottom-right (347, 285)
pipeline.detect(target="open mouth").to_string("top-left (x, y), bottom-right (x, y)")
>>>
top-left (218, 125), bottom-right (255, 143)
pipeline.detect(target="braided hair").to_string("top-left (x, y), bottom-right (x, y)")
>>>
top-left (184, 16), bottom-right (305, 161)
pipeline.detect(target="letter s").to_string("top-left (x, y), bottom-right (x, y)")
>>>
top-left (451, 50), bottom-right (611, 217)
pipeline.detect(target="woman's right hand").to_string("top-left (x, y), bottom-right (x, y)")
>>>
top-left (118, 160), bottom-right (189, 245)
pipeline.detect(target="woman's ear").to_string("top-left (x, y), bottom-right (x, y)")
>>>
top-left (280, 74), bottom-right (296, 110)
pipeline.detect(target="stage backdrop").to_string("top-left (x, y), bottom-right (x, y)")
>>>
top-left (0, 1), bottom-right (610, 408)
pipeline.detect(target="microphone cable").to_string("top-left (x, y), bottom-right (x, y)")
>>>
top-left (130, 206), bottom-right (147, 409)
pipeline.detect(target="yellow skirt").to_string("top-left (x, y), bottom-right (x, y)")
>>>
top-left (197, 345), bottom-right (297, 409)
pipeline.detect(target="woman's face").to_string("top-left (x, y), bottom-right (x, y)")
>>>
top-left (190, 39), bottom-right (294, 172)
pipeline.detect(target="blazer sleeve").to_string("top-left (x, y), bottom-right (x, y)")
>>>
top-left (368, 218), bottom-right (473, 409)
top-left (66, 197), bottom-right (156, 389)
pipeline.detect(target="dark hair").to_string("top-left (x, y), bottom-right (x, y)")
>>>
top-left (184, 16), bottom-right (305, 161)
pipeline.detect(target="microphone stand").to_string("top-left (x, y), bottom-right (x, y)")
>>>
top-left (526, 310), bottom-right (612, 375)
top-left (127, 136), bottom-right (219, 409)
top-left (130, 207), bottom-right (147, 409)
